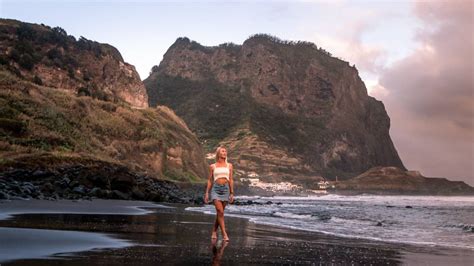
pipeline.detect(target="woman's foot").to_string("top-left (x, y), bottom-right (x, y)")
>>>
top-left (223, 235), bottom-right (230, 241)
top-left (211, 231), bottom-right (217, 240)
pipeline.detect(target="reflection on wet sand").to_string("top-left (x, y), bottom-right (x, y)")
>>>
top-left (211, 239), bottom-right (228, 266)
top-left (0, 227), bottom-right (131, 263)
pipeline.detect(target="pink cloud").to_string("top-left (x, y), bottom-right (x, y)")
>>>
top-left (308, 14), bottom-right (388, 74)
top-left (378, 0), bottom-right (473, 185)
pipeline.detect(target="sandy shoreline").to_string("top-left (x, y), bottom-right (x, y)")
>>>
top-left (0, 199), bottom-right (473, 265)
top-left (0, 198), bottom-right (168, 220)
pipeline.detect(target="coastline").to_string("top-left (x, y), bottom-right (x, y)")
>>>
top-left (0, 199), bottom-right (473, 265)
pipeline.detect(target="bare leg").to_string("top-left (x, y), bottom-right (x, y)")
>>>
top-left (212, 199), bottom-right (220, 239)
top-left (213, 200), bottom-right (229, 241)
top-left (222, 201), bottom-right (229, 241)
top-left (212, 216), bottom-right (218, 239)
top-left (212, 201), bottom-right (228, 239)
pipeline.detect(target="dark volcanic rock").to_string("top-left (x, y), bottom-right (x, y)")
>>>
top-left (0, 191), bottom-right (8, 199)
top-left (337, 166), bottom-right (474, 195)
top-left (88, 187), bottom-right (102, 196)
top-left (0, 162), bottom-right (206, 204)
top-left (131, 187), bottom-right (145, 200)
top-left (72, 185), bottom-right (86, 195)
top-left (112, 190), bottom-right (130, 200)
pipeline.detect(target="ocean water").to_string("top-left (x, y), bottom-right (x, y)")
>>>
top-left (186, 195), bottom-right (474, 250)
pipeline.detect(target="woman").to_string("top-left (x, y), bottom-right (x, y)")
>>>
top-left (204, 146), bottom-right (234, 241)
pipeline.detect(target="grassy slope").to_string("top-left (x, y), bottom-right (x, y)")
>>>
top-left (0, 68), bottom-right (205, 182)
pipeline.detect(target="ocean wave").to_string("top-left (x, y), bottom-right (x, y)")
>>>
top-left (241, 218), bottom-right (447, 247)
top-left (185, 197), bottom-right (474, 250)
top-left (271, 211), bottom-right (313, 220)
top-left (442, 223), bottom-right (474, 233)
top-left (235, 195), bottom-right (262, 200)
top-left (250, 195), bottom-right (474, 207)
top-left (329, 216), bottom-right (374, 226)
top-left (241, 218), bottom-right (474, 251)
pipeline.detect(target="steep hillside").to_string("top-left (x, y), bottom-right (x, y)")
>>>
top-left (0, 68), bottom-right (207, 181)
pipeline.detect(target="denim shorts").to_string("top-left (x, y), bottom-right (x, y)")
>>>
top-left (210, 182), bottom-right (230, 202)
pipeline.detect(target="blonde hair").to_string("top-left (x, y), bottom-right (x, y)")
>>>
top-left (215, 146), bottom-right (228, 163)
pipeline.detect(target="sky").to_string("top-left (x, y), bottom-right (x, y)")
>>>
top-left (1, 0), bottom-right (473, 185)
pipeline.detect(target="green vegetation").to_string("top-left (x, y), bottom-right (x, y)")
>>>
top-left (146, 75), bottom-right (248, 145)
top-left (0, 69), bottom-right (204, 180)
top-left (33, 75), bottom-right (43, 85)
top-left (146, 71), bottom-right (334, 170)
top-left (149, 65), bottom-right (159, 75)
top-left (164, 168), bottom-right (201, 183)
top-left (249, 101), bottom-right (330, 161)
top-left (0, 118), bottom-right (27, 135)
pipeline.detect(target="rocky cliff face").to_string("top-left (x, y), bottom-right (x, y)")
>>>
top-left (0, 19), bottom-right (148, 108)
top-left (144, 35), bottom-right (405, 182)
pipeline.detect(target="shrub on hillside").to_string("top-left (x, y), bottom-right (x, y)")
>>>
top-left (0, 118), bottom-right (27, 136)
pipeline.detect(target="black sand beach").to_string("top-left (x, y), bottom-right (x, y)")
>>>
top-left (0, 199), bottom-right (472, 265)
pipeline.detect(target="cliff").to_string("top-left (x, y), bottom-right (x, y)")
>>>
top-left (144, 34), bottom-right (405, 182)
top-left (0, 19), bottom-right (148, 108)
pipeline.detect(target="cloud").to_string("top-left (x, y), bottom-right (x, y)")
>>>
top-left (309, 16), bottom-right (388, 74)
top-left (378, 0), bottom-right (474, 185)
top-left (367, 82), bottom-right (390, 99)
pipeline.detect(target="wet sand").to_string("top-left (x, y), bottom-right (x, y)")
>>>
top-left (0, 199), bottom-right (168, 220)
top-left (0, 199), bottom-right (473, 265)
top-left (0, 227), bottom-right (131, 262)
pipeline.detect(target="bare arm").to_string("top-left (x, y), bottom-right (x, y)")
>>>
top-left (204, 164), bottom-right (214, 203)
top-left (229, 163), bottom-right (234, 194)
top-left (229, 163), bottom-right (234, 203)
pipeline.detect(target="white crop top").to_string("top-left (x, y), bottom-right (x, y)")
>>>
top-left (213, 163), bottom-right (230, 181)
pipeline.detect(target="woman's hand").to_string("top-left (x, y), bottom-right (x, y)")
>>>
top-left (229, 193), bottom-right (234, 204)
top-left (204, 192), bottom-right (209, 204)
